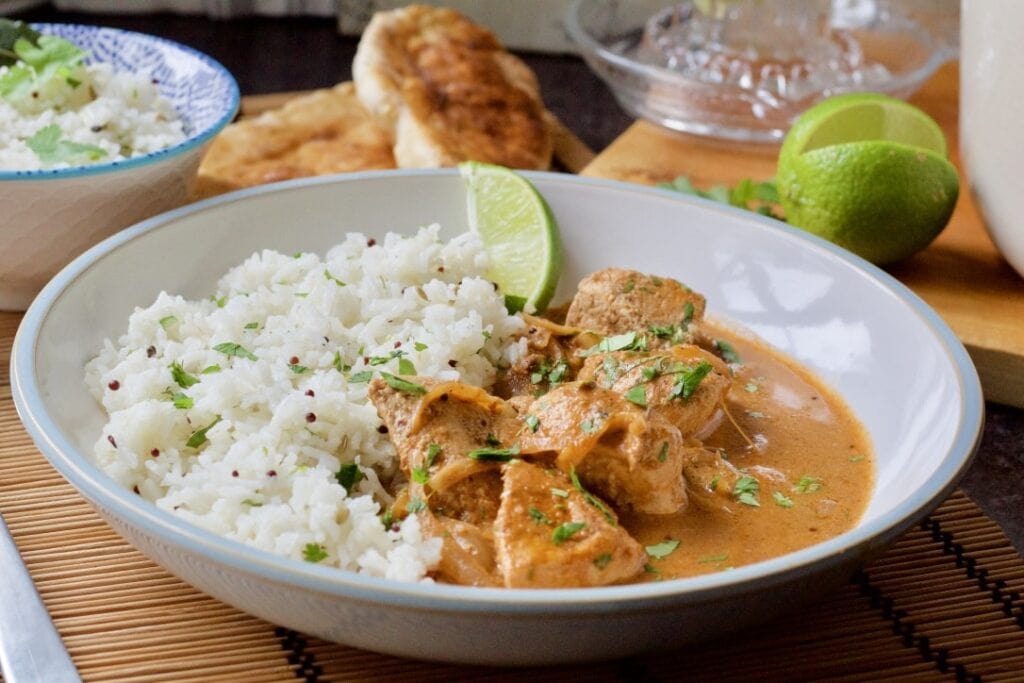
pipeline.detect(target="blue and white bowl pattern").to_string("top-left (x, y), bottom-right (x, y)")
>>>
top-left (2, 23), bottom-right (239, 180)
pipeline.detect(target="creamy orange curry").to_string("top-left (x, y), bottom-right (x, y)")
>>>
top-left (368, 268), bottom-right (873, 588)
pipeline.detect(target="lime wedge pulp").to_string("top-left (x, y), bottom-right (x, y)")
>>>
top-left (459, 161), bottom-right (562, 313)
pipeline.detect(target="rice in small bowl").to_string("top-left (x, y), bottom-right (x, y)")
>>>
top-left (0, 22), bottom-right (238, 310)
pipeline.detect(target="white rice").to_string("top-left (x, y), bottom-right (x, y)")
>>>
top-left (85, 226), bottom-right (527, 581)
top-left (0, 59), bottom-right (185, 170)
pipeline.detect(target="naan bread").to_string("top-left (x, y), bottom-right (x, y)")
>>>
top-left (353, 5), bottom-right (553, 170)
top-left (192, 83), bottom-right (395, 199)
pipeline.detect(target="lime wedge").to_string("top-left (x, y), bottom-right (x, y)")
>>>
top-left (777, 93), bottom-right (959, 265)
top-left (459, 161), bottom-right (562, 313)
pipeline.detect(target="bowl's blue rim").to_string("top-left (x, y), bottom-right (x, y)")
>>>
top-left (0, 23), bottom-right (240, 181)
top-left (11, 169), bottom-right (984, 614)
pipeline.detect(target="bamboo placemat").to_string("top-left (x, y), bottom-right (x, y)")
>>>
top-left (2, 310), bottom-right (1023, 682)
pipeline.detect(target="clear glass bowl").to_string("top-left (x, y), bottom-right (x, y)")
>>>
top-left (565, 0), bottom-right (958, 143)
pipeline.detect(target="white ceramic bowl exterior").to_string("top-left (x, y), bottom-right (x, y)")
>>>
top-left (0, 24), bottom-right (239, 311)
top-left (11, 171), bottom-right (983, 665)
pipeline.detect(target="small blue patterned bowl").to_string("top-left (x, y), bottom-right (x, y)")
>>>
top-left (0, 23), bottom-right (239, 310)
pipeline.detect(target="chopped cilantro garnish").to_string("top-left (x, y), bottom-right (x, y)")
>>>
top-left (397, 357), bottom-right (416, 375)
top-left (302, 543), bottom-right (329, 563)
top-left (570, 467), bottom-right (615, 525)
top-left (241, 498), bottom-right (263, 507)
top-left (643, 563), bottom-right (661, 577)
top-left (159, 315), bottom-right (177, 330)
top-left (324, 269), bottom-right (346, 286)
top-left (169, 361), bottom-right (199, 388)
top-left (580, 331), bottom-right (647, 357)
top-left (335, 463), bottom-right (363, 493)
top-left (170, 392), bottom-right (193, 410)
top-left (212, 295), bottom-right (227, 308)
top-left (200, 365), bottom-right (222, 374)
top-left (551, 521), bottom-right (586, 545)
top-left (715, 339), bottom-right (742, 364)
top-left (25, 124), bottom-right (106, 165)
top-left (621, 279), bottom-right (635, 293)
top-left (733, 475), bottom-right (760, 507)
top-left (348, 370), bottom-right (373, 383)
top-left (406, 497), bottom-right (427, 514)
top-left (641, 364), bottom-right (660, 382)
top-left (289, 363), bottom-right (309, 374)
top-left (213, 342), bottom-right (257, 361)
top-left (528, 507), bottom-right (553, 526)
top-left (593, 553), bottom-right (613, 569)
top-left (379, 509), bottom-right (395, 530)
top-left (426, 443), bottom-right (442, 467)
top-left (484, 433), bottom-right (501, 447)
top-left (773, 491), bottom-right (795, 508)
top-left (550, 487), bottom-right (569, 498)
top-left (380, 372), bottom-right (427, 396)
top-left (698, 554), bottom-right (729, 564)
top-left (670, 361), bottom-right (713, 400)
top-left (682, 301), bottom-right (695, 325)
top-left (708, 475), bottom-right (720, 492)
top-left (624, 385), bottom-right (647, 407)
top-left (414, 341), bottom-right (428, 352)
top-left (186, 416), bottom-right (221, 449)
top-left (244, 321), bottom-right (260, 330)
top-left (525, 414), bottom-right (540, 433)
top-left (645, 539), bottom-right (680, 559)
top-left (466, 444), bottom-right (520, 462)
top-left (794, 475), bottom-right (823, 494)
top-left (648, 323), bottom-right (687, 344)
top-left (332, 351), bottom-right (348, 373)
top-left (411, 465), bottom-right (430, 485)
top-left (657, 441), bottom-right (669, 462)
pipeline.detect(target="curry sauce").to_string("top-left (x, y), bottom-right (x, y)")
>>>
top-left (369, 267), bottom-right (874, 588)
top-left (622, 321), bottom-right (873, 580)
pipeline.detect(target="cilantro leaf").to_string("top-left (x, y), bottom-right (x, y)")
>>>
top-left (335, 463), bottom-right (363, 493)
top-left (670, 361), bottom-right (714, 400)
top-left (714, 339), bottom-right (742, 365)
top-left (773, 491), bottom-right (795, 508)
top-left (645, 538), bottom-right (680, 559)
top-left (570, 467), bottom-right (615, 525)
top-left (26, 124), bottom-right (107, 166)
top-left (397, 357), bottom-right (416, 375)
top-left (624, 385), bottom-right (647, 407)
top-left (528, 507), bottom-right (553, 526)
top-left (793, 475), bottom-right (823, 494)
top-left (186, 416), bottom-right (221, 449)
top-left (213, 342), bottom-right (257, 361)
top-left (380, 372), bottom-right (427, 396)
top-left (733, 475), bottom-right (760, 507)
top-left (658, 175), bottom-right (782, 220)
top-left (169, 361), bottom-right (199, 388)
top-left (0, 19), bottom-right (41, 67)
top-left (466, 444), bottom-right (520, 462)
top-left (551, 521), bottom-right (586, 545)
top-left (302, 543), bottom-right (328, 563)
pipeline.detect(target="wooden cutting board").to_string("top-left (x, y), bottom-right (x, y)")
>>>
top-left (582, 62), bottom-right (1024, 408)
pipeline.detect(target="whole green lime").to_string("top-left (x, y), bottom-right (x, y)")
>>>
top-left (777, 93), bottom-right (960, 265)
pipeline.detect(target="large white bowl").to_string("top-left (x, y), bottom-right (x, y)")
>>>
top-left (0, 23), bottom-right (239, 311)
top-left (11, 170), bottom-right (983, 666)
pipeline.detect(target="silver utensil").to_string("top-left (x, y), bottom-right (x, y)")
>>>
top-left (0, 512), bottom-right (80, 683)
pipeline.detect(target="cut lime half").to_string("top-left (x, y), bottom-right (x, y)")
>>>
top-left (459, 161), bottom-right (562, 313)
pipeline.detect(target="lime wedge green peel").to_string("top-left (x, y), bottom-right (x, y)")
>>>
top-left (777, 92), bottom-right (959, 265)
top-left (459, 161), bottom-right (562, 313)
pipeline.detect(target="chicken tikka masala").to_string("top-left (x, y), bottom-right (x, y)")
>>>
top-left (368, 268), bottom-right (873, 588)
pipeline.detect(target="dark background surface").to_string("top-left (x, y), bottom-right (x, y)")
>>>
top-left (12, 4), bottom-right (1024, 553)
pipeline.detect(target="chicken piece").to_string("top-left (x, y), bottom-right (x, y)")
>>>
top-left (353, 5), bottom-right (553, 169)
top-left (519, 383), bottom-right (688, 515)
top-left (368, 377), bottom-right (518, 525)
top-left (578, 345), bottom-right (731, 438)
top-left (565, 268), bottom-right (706, 342)
top-left (192, 83), bottom-right (395, 199)
top-left (680, 446), bottom-right (744, 513)
top-left (496, 313), bottom-right (597, 398)
top-left (420, 514), bottom-right (500, 587)
top-left (494, 460), bottom-right (645, 588)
